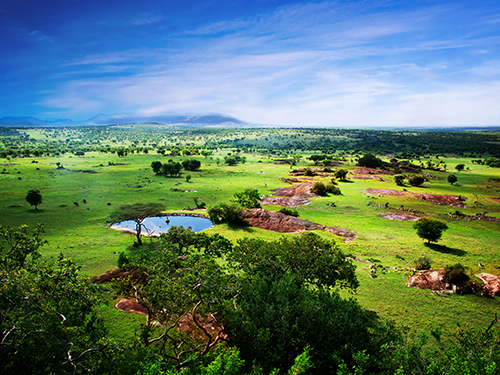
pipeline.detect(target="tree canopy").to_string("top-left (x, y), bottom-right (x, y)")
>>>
top-left (108, 203), bottom-right (164, 246)
top-left (25, 189), bottom-right (42, 210)
top-left (413, 217), bottom-right (449, 243)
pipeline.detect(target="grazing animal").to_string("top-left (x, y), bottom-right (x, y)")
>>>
top-left (83, 199), bottom-right (87, 204)
top-left (73, 202), bottom-right (79, 206)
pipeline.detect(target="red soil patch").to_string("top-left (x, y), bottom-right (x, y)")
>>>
top-left (115, 298), bottom-right (148, 314)
top-left (262, 183), bottom-right (317, 207)
top-left (407, 269), bottom-right (447, 290)
top-left (384, 212), bottom-right (419, 221)
top-left (489, 197), bottom-right (500, 203)
top-left (363, 188), bottom-right (409, 197)
top-left (364, 188), bottom-right (468, 207)
top-left (243, 208), bottom-right (357, 242)
top-left (413, 193), bottom-right (466, 207)
top-left (476, 273), bottom-right (500, 296)
top-left (93, 268), bottom-right (136, 283)
top-left (353, 168), bottom-right (394, 175)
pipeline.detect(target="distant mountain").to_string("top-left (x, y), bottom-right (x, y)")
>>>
top-left (0, 113), bottom-right (249, 127)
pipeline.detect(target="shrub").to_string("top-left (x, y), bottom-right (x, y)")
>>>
top-left (394, 174), bottom-right (405, 186)
top-left (358, 153), bottom-right (383, 168)
top-left (311, 182), bottom-right (327, 196)
top-left (278, 207), bottom-right (299, 217)
top-left (447, 174), bottom-right (458, 185)
top-left (455, 164), bottom-right (465, 171)
top-left (415, 257), bottom-right (432, 270)
top-left (443, 263), bottom-right (471, 292)
top-left (325, 184), bottom-right (342, 195)
top-left (304, 168), bottom-right (315, 176)
top-left (408, 175), bottom-right (425, 186)
top-left (208, 203), bottom-right (248, 226)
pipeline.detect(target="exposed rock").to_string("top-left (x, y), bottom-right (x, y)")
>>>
top-left (476, 273), bottom-right (500, 296)
top-left (93, 268), bottom-right (135, 283)
top-left (115, 298), bottom-right (148, 314)
top-left (242, 208), bottom-right (357, 242)
top-left (407, 269), bottom-right (448, 290)
top-left (261, 183), bottom-right (316, 207)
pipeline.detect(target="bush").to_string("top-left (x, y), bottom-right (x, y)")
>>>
top-left (394, 174), bottom-right (405, 186)
top-left (208, 203), bottom-right (248, 226)
top-left (443, 263), bottom-right (470, 292)
top-left (311, 182), bottom-right (327, 196)
top-left (304, 168), bottom-right (315, 176)
top-left (278, 207), bottom-right (299, 217)
top-left (413, 217), bottom-right (448, 243)
top-left (358, 153), bottom-right (383, 168)
top-left (447, 174), bottom-right (458, 185)
top-left (408, 175), bottom-right (425, 186)
top-left (415, 257), bottom-right (432, 270)
top-left (325, 184), bottom-right (342, 195)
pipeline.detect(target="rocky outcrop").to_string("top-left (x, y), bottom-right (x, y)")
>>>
top-left (242, 208), bottom-right (357, 242)
top-left (476, 273), bottom-right (500, 296)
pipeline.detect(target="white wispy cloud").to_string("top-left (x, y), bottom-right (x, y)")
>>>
top-left (40, 1), bottom-right (500, 126)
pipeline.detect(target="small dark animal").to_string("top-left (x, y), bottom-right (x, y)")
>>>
top-left (107, 203), bottom-right (112, 206)
top-left (83, 199), bottom-right (87, 204)
top-left (73, 202), bottom-right (79, 206)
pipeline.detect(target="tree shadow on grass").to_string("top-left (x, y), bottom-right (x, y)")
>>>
top-left (424, 243), bottom-right (467, 256)
top-left (227, 224), bottom-right (256, 233)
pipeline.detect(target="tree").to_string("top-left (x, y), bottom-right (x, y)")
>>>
top-left (455, 164), bottom-right (465, 171)
top-left (358, 153), bottom-right (383, 168)
top-left (394, 174), bottom-right (405, 186)
top-left (334, 168), bottom-right (349, 181)
top-left (447, 174), bottom-right (458, 185)
top-left (182, 159), bottom-right (201, 171)
top-left (413, 217), bottom-right (448, 244)
top-left (0, 226), bottom-right (105, 375)
top-left (208, 203), bottom-right (248, 226)
top-left (151, 161), bottom-right (163, 174)
top-left (233, 188), bottom-right (261, 209)
top-left (108, 203), bottom-right (164, 246)
top-left (25, 189), bottom-right (42, 210)
top-left (162, 161), bottom-right (182, 177)
top-left (409, 175), bottom-right (425, 186)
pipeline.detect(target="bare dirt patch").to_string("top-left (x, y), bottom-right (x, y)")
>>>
top-left (476, 273), bottom-right (500, 296)
top-left (93, 268), bottom-right (136, 283)
top-left (407, 269), bottom-right (447, 290)
top-left (364, 188), bottom-right (468, 207)
top-left (115, 298), bottom-right (148, 314)
top-left (262, 183), bottom-right (317, 207)
top-left (363, 188), bottom-right (409, 197)
top-left (243, 208), bottom-right (357, 242)
top-left (384, 212), bottom-right (419, 221)
top-left (353, 168), bottom-right (394, 175)
top-left (413, 193), bottom-right (466, 207)
top-left (489, 197), bottom-right (500, 203)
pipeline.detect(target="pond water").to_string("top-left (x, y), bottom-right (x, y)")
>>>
top-left (116, 216), bottom-right (213, 234)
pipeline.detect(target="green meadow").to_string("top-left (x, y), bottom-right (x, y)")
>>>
top-left (1, 125), bottom-right (500, 344)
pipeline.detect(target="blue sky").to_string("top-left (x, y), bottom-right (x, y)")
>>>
top-left (2, 0), bottom-right (500, 127)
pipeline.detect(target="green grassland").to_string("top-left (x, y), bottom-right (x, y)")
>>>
top-left (1, 126), bottom-right (500, 344)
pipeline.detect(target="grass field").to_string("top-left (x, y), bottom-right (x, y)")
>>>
top-left (2, 128), bottom-right (500, 344)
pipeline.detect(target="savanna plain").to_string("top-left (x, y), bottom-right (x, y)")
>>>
top-left (1, 125), bottom-right (500, 374)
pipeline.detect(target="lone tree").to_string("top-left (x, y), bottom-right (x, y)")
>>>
top-left (108, 203), bottom-right (164, 246)
top-left (233, 188), bottom-right (261, 209)
top-left (447, 174), bottom-right (458, 185)
top-left (394, 174), bottom-right (405, 186)
top-left (334, 168), bottom-right (349, 181)
top-left (455, 164), bottom-right (465, 171)
top-left (413, 217), bottom-right (448, 244)
top-left (408, 175), bottom-right (425, 186)
top-left (358, 153), bottom-right (383, 168)
top-left (25, 189), bottom-right (42, 210)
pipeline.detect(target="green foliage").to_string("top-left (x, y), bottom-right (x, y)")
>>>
top-left (394, 174), bottom-right (405, 186)
top-left (228, 233), bottom-right (359, 291)
top-left (151, 161), bottom-right (163, 174)
top-left (455, 163), bottom-right (465, 171)
top-left (25, 188), bottom-right (42, 210)
top-left (233, 188), bottom-right (262, 209)
top-left (358, 153), bottom-right (383, 168)
top-left (447, 174), bottom-right (458, 185)
top-left (408, 175), bottom-right (425, 186)
top-left (208, 203), bottom-right (248, 226)
top-left (304, 168), bottom-right (315, 176)
top-left (193, 197), bottom-right (206, 208)
top-left (311, 181), bottom-right (327, 196)
top-left (334, 168), bottom-right (349, 181)
top-left (0, 224), bottom-right (46, 269)
top-left (413, 217), bottom-right (448, 243)
top-left (485, 157), bottom-right (500, 168)
top-left (278, 207), bottom-right (300, 217)
top-left (161, 161), bottom-right (182, 177)
top-left (108, 203), bottom-right (164, 246)
top-left (326, 183), bottom-right (342, 195)
top-left (182, 159), bottom-right (201, 171)
top-left (443, 263), bottom-right (470, 288)
top-left (415, 256), bottom-right (432, 270)
top-left (0, 239), bottom-right (104, 374)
